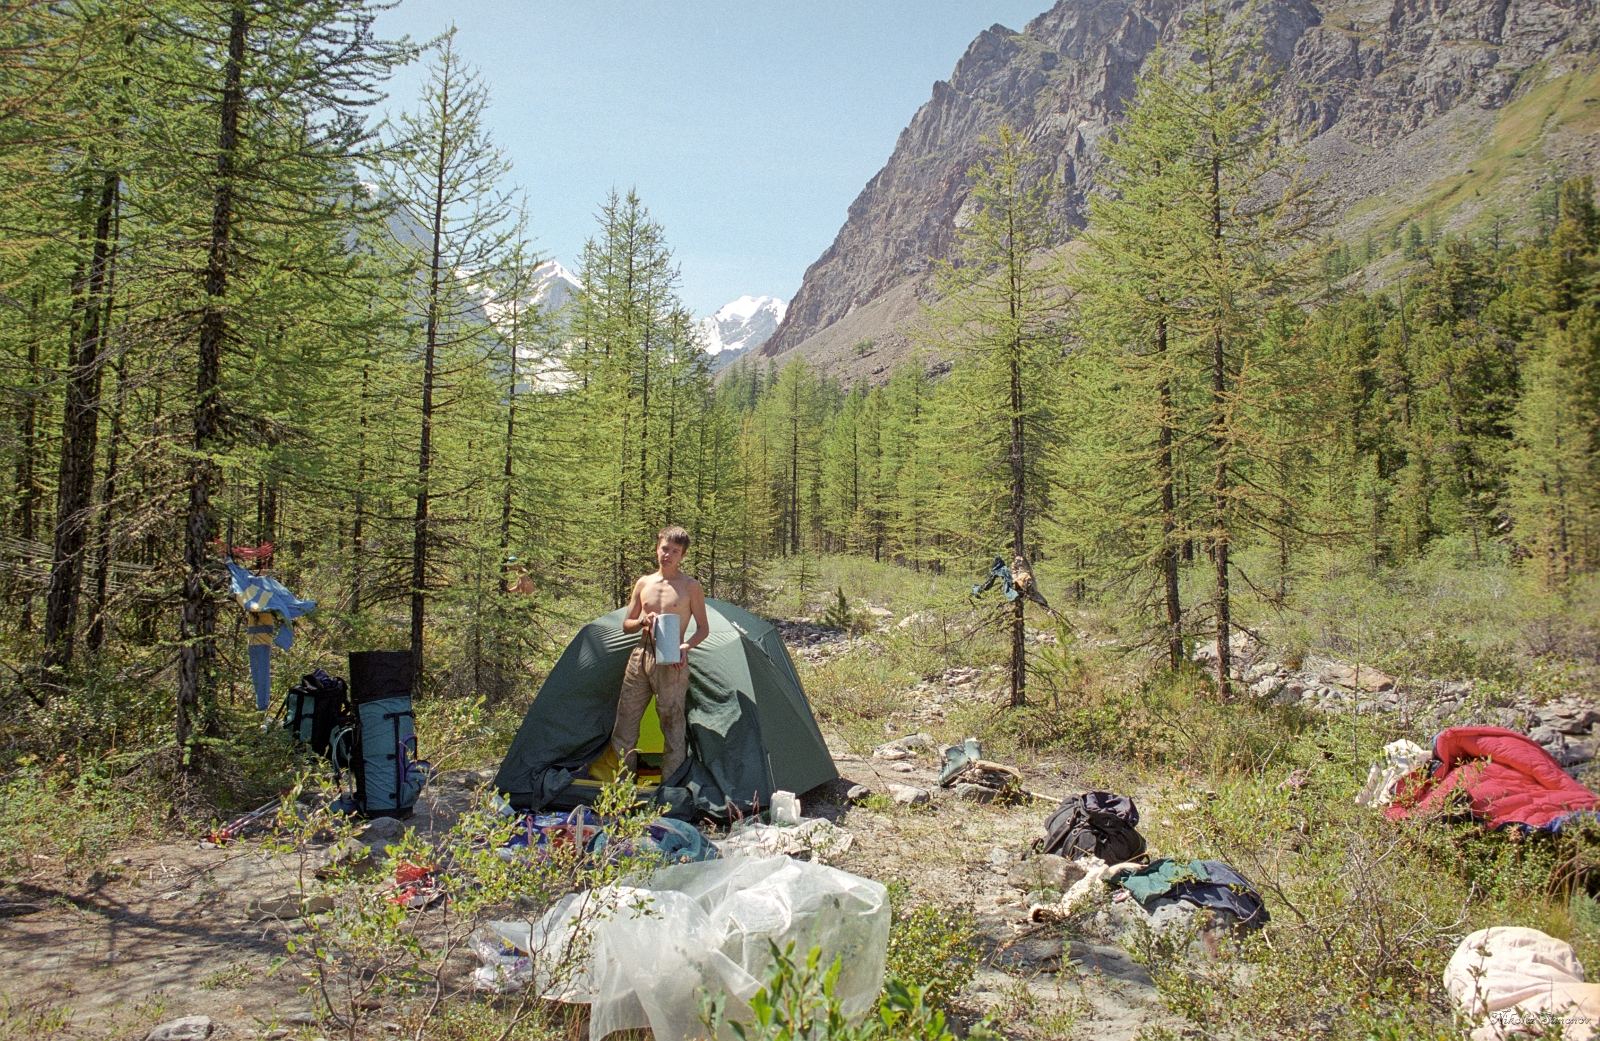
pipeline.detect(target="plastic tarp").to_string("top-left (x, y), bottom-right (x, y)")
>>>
top-left (1388, 727), bottom-right (1599, 830)
top-left (1445, 926), bottom-right (1600, 1039)
top-left (470, 856), bottom-right (889, 1041)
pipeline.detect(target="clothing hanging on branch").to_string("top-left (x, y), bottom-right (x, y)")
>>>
top-left (227, 561), bottom-right (316, 711)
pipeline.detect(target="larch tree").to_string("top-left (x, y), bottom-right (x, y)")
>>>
top-left (382, 27), bottom-right (513, 684)
top-left (922, 125), bottom-right (1067, 707)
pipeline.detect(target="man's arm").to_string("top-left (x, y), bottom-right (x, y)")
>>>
top-left (621, 579), bottom-right (652, 635)
top-left (683, 581), bottom-right (710, 653)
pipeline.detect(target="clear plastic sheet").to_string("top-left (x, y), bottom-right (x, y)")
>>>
top-left (471, 855), bottom-right (889, 1041)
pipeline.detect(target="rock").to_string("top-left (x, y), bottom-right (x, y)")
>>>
top-left (314, 838), bottom-right (373, 879)
top-left (898, 612), bottom-right (935, 629)
top-left (888, 784), bottom-right (929, 806)
top-left (953, 783), bottom-right (995, 803)
top-left (866, 606), bottom-right (893, 618)
top-left (146, 1017), bottom-right (213, 1041)
top-left (1249, 676), bottom-right (1283, 699)
top-left (1531, 725), bottom-right (1567, 748)
top-left (897, 732), bottom-right (935, 749)
top-left (1272, 682), bottom-right (1304, 707)
top-left (1316, 662), bottom-right (1395, 692)
top-left (246, 895), bottom-right (336, 922)
top-left (1537, 706), bottom-right (1600, 735)
top-left (1193, 631), bottom-right (1256, 666)
top-left (845, 783), bottom-right (872, 803)
top-left (361, 816), bottom-right (406, 843)
top-left (1011, 853), bottom-right (1085, 892)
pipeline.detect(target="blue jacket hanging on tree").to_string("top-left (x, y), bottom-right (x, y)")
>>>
top-left (228, 562), bottom-right (317, 711)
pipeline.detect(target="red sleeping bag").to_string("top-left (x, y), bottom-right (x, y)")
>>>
top-left (1386, 726), bottom-right (1599, 830)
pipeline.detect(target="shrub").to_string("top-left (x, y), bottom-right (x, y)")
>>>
top-left (884, 883), bottom-right (979, 1011)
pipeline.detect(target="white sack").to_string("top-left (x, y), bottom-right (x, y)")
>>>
top-left (1445, 926), bottom-right (1600, 1039)
top-left (1355, 739), bottom-right (1430, 807)
top-left (473, 855), bottom-right (889, 1041)
top-left (715, 817), bottom-right (853, 862)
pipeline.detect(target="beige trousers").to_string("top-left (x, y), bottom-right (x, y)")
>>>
top-left (611, 645), bottom-right (689, 781)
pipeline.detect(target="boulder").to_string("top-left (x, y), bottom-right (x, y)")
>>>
top-left (361, 816), bottom-right (406, 843)
top-left (1316, 662), bottom-right (1395, 692)
top-left (146, 1017), bottom-right (212, 1041)
top-left (953, 783), bottom-right (995, 803)
top-left (313, 838), bottom-right (373, 879)
top-left (1537, 705), bottom-right (1600, 735)
top-left (888, 784), bottom-right (929, 806)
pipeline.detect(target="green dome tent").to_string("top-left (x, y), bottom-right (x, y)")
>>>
top-left (494, 599), bottom-right (837, 819)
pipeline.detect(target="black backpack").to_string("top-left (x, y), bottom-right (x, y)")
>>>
top-left (1035, 791), bottom-right (1148, 864)
top-left (283, 669), bottom-right (349, 759)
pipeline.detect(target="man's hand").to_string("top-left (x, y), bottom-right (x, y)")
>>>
top-left (675, 644), bottom-right (690, 670)
top-left (640, 610), bottom-right (658, 631)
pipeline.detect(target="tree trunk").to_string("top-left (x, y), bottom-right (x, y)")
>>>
top-left (87, 346), bottom-right (127, 654)
top-left (179, 5), bottom-right (246, 753)
top-left (15, 303), bottom-right (39, 635)
top-left (1156, 317), bottom-right (1182, 671)
top-left (410, 69), bottom-right (452, 689)
top-left (1009, 347), bottom-right (1026, 708)
top-left (42, 168), bottom-right (119, 674)
top-left (350, 363), bottom-right (367, 613)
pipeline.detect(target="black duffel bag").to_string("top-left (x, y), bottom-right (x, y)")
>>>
top-left (1035, 790), bottom-right (1148, 863)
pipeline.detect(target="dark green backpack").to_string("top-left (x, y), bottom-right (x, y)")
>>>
top-left (282, 669), bottom-right (349, 759)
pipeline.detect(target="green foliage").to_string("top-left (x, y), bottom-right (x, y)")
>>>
top-left (884, 884), bottom-right (980, 1011)
top-left (699, 940), bottom-right (1000, 1041)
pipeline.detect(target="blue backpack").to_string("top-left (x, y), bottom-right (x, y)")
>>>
top-left (330, 651), bottom-right (433, 819)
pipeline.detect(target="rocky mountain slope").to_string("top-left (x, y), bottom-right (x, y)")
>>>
top-left (758, 0), bottom-right (1600, 382)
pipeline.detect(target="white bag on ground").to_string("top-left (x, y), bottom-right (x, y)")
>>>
top-left (1355, 739), bottom-right (1429, 807)
top-left (715, 816), bottom-right (853, 861)
top-left (472, 855), bottom-right (889, 1041)
top-left (1445, 926), bottom-right (1600, 1039)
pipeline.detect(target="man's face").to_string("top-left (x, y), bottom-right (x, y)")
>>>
top-left (657, 538), bottom-right (684, 570)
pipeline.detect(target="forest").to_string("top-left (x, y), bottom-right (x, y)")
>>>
top-left (0, 0), bottom-right (1595, 802)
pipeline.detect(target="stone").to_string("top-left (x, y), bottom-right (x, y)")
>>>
top-left (1011, 853), bottom-right (1086, 892)
top-left (146, 1017), bottom-right (213, 1041)
top-left (1538, 706), bottom-right (1600, 735)
top-left (1317, 662), bottom-right (1395, 692)
top-left (888, 784), bottom-right (928, 806)
top-left (867, 606), bottom-right (893, 618)
top-left (845, 783), bottom-right (872, 803)
top-left (1531, 725), bottom-right (1567, 748)
top-left (314, 838), bottom-right (373, 879)
top-left (953, 782), bottom-right (995, 803)
top-left (897, 732), bottom-right (935, 749)
top-left (897, 612), bottom-right (934, 629)
top-left (246, 895), bottom-right (336, 922)
top-left (361, 816), bottom-right (405, 842)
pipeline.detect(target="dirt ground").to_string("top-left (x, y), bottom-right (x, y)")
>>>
top-left (1, 629), bottom-right (1181, 1041)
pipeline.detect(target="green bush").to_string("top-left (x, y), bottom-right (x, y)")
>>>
top-left (884, 883), bottom-right (979, 1011)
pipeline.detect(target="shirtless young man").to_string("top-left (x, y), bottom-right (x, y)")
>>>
top-left (610, 525), bottom-right (709, 781)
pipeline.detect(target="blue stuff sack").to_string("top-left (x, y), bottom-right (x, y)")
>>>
top-left (334, 651), bottom-right (434, 820)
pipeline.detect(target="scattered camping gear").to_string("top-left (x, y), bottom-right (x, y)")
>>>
top-left (716, 816), bottom-right (854, 861)
top-left (1111, 858), bottom-right (1269, 928)
top-left (330, 650), bottom-right (433, 820)
top-left (493, 599), bottom-right (837, 822)
top-left (939, 737), bottom-right (984, 786)
top-left (469, 855), bottom-right (889, 1041)
top-left (1354, 738), bottom-right (1429, 807)
top-left (282, 668), bottom-right (349, 758)
top-left (206, 796), bottom-right (283, 847)
top-left (1445, 926), bottom-right (1600, 1040)
top-left (1035, 791), bottom-right (1149, 864)
top-left (1028, 854), bottom-right (1145, 923)
top-left (1386, 726), bottom-right (1600, 831)
top-left (227, 560), bottom-right (317, 711)
top-left (971, 555), bottom-right (1050, 607)
top-left (386, 860), bottom-right (443, 910)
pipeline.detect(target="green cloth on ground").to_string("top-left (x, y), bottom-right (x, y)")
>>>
top-left (1116, 858), bottom-right (1210, 903)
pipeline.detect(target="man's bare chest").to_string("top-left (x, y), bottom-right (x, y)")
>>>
top-left (640, 577), bottom-right (691, 617)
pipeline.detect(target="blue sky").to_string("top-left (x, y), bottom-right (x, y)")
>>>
top-left (372, 1), bottom-right (1051, 318)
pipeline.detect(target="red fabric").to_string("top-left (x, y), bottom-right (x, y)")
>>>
top-left (211, 540), bottom-right (274, 561)
top-left (1386, 726), bottom-right (1599, 829)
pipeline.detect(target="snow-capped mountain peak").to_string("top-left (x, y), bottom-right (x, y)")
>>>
top-left (699, 295), bottom-right (787, 367)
